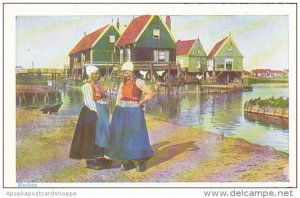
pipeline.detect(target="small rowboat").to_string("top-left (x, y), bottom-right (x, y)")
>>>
top-left (41, 102), bottom-right (63, 114)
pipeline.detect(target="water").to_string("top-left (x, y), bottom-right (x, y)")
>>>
top-left (57, 84), bottom-right (289, 153)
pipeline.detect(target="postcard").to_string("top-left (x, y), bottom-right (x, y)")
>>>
top-left (2, 3), bottom-right (297, 190)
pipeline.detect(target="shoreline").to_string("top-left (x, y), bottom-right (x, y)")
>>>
top-left (16, 108), bottom-right (288, 182)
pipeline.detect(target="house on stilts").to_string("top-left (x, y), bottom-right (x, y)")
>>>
top-left (176, 38), bottom-right (207, 84)
top-left (115, 15), bottom-right (177, 82)
top-left (207, 33), bottom-right (243, 84)
top-left (69, 24), bottom-right (121, 80)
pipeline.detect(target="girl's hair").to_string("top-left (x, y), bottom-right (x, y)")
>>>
top-left (122, 70), bottom-right (137, 81)
top-left (87, 71), bottom-right (100, 83)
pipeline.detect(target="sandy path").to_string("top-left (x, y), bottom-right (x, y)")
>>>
top-left (16, 110), bottom-right (288, 183)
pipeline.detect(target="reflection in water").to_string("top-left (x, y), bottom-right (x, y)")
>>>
top-left (244, 112), bottom-right (288, 129)
top-left (55, 84), bottom-right (288, 153)
top-left (147, 92), bottom-right (244, 136)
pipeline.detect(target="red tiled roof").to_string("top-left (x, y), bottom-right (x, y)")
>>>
top-left (176, 39), bottom-right (197, 56)
top-left (270, 70), bottom-right (284, 74)
top-left (252, 69), bottom-right (271, 73)
top-left (69, 25), bottom-right (109, 55)
top-left (115, 15), bottom-right (152, 47)
top-left (208, 37), bottom-right (228, 58)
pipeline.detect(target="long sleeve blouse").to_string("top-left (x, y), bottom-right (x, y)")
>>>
top-left (82, 83), bottom-right (97, 113)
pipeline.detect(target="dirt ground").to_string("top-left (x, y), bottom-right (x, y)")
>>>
top-left (16, 108), bottom-right (288, 183)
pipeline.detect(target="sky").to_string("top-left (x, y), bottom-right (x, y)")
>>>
top-left (16, 15), bottom-right (288, 70)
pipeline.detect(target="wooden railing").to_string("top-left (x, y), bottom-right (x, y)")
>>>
top-left (16, 68), bottom-right (68, 74)
top-left (73, 61), bottom-right (178, 70)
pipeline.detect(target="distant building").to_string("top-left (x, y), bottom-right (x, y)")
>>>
top-left (251, 69), bottom-right (285, 77)
top-left (69, 24), bottom-right (121, 79)
top-left (270, 70), bottom-right (284, 77)
top-left (176, 38), bottom-right (207, 80)
top-left (251, 69), bottom-right (271, 77)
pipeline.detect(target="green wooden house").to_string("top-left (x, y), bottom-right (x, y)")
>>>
top-left (69, 24), bottom-right (121, 79)
top-left (115, 15), bottom-right (176, 63)
top-left (115, 15), bottom-right (177, 81)
top-left (176, 38), bottom-right (207, 80)
top-left (207, 34), bottom-right (243, 83)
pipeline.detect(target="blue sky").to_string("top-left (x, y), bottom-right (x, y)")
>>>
top-left (16, 15), bottom-right (288, 70)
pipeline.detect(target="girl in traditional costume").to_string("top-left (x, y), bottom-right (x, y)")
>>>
top-left (105, 62), bottom-right (154, 172)
top-left (69, 65), bottom-right (111, 169)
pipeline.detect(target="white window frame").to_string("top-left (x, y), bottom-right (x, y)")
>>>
top-left (196, 60), bottom-right (201, 69)
top-left (225, 58), bottom-right (233, 70)
top-left (207, 59), bottom-right (214, 71)
top-left (120, 49), bottom-right (124, 63)
top-left (109, 35), bottom-right (116, 43)
top-left (159, 51), bottom-right (166, 61)
top-left (126, 48), bottom-right (131, 62)
top-left (179, 59), bottom-right (186, 68)
top-left (153, 29), bottom-right (160, 39)
top-left (154, 50), bottom-right (169, 62)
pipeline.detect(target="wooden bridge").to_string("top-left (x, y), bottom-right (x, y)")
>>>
top-left (16, 67), bottom-right (69, 88)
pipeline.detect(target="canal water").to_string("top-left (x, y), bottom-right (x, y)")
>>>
top-left (57, 84), bottom-right (289, 153)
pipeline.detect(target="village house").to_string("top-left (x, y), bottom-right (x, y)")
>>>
top-left (251, 69), bottom-right (285, 77)
top-left (115, 15), bottom-right (177, 81)
top-left (270, 70), bottom-right (285, 77)
top-left (69, 24), bottom-right (121, 80)
top-left (207, 33), bottom-right (244, 83)
top-left (251, 69), bottom-right (271, 77)
top-left (176, 38), bottom-right (207, 83)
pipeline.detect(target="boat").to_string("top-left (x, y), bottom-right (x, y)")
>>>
top-left (41, 102), bottom-right (63, 114)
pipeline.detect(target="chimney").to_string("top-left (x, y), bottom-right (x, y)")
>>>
top-left (166, 15), bottom-right (171, 30)
top-left (84, 32), bottom-right (86, 36)
top-left (116, 18), bottom-right (120, 30)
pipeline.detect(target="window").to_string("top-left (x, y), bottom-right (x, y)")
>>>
top-left (125, 48), bottom-right (131, 62)
top-left (153, 50), bottom-right (169, 62)
top-left (109, 35), bottom-right (115, 43)
top-left (153, 29), bottom-right (160, 39)
top-left (120, 49), bottom-right (124, 63)
top-left (196, 60), bottom-right (201, 68)
top-left (159, 51), bottom-right (166, 61)
top-left (217, 64), bottom-right (224, 69)
top-left (179, 60), bottom-right (185, 68)
top-left (207, 59), bottom-right (214, 71)
top-left (227, 44), bottom-right (232, 51)
top-left (225, 58), bottom-right (233, 70)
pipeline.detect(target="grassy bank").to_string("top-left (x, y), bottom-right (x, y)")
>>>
top-left (243, 76), bottom-right (288, 84)
top-left (16, 108), bottom-right (288, 183)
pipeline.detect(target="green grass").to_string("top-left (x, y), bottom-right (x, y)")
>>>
top-left (17, 121), bottom-right (75, 170)
top-left (246, 96), bottom-right (289, 109)
top-left (243, 76), bottom-right (288, 84)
